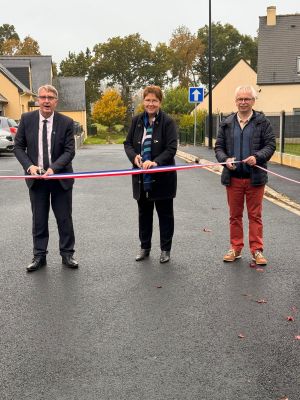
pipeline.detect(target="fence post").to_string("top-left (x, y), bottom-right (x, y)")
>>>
top-left (279, 111), bottom-right (285, 163)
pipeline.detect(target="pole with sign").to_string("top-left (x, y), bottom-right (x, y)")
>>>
top-left (188, 87), bottom-right (204, 146)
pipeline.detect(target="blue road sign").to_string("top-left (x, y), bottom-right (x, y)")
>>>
top-left (189, 87), bottom-right (204, 103)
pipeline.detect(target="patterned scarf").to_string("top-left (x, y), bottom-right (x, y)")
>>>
top-left (141, 113), bottom-right (154, 192)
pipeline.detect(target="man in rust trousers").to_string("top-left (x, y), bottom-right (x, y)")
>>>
top-left (215, 85), bottom-right (276, 265)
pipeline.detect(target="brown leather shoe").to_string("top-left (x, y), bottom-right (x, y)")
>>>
top-left (252, 251), bottom-right (267, 265)
top-left (223, 249), bottom-right (242, 262)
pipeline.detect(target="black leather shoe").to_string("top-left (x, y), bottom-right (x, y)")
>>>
top-left (160, 251), bottom-right (170, 264)
top-left (135, 249), bottom-right (150, 261)
top-left (62, 255), bottom-right (79, 268)
top-left (26, 256), bottom-right (47, 272)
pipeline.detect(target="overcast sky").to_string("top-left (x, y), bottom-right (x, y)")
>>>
top-left (1, 0), bottom-right (299, 65)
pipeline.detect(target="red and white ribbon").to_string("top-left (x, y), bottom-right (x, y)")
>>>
top-left (0, 160), bottom-right (299, 185)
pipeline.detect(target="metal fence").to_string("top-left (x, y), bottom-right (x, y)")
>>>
top-left (178, 112), bottom-right (300, 157)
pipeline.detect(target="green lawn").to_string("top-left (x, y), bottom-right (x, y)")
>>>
top-left (276, 143), bottom-right (300, 156)
top-left (84, 123), bottom-right (126, 145)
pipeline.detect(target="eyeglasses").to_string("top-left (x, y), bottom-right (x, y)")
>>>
top-left (236, 97), bottom-right (254, 103)
top-left (144, 99), bottom-right (160, 104)
top-left (38, 96), bottom-right (57, 101)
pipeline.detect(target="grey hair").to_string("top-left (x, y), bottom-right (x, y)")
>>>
top-left (38, 84), bottom-right (58, 98)
top-left (235, 85), bottom-right (257, 99)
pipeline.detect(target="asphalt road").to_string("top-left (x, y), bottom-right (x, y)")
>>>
top-left (0, 145), bottom-right (299, 400)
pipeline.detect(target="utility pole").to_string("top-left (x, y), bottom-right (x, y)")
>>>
top-left (208, 0), bottom-right (213, 148)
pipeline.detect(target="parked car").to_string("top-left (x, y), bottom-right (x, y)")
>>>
top-left (0, 116), bottom-right (18, 137)
top-left (0, 128), bottom-right (14, 153)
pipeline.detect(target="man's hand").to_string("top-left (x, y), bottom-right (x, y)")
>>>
top-left (243, 156), bottom-right (256, 166)
top-left (134, 154), bottom-right (142, 168)
top-left (43, 168), bottom-right (54, 177)
top-left (225, 158), bottom-right (236, 170)
top-left (28, 165), bottom-right (41, 175)
top-left (142, 160), bottom-right (157, 170)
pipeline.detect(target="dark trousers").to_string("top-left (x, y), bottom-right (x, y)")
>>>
top-left (137, 193), bottom-right (174, 251)
top-left (29, 180), bottom-right (75, 257)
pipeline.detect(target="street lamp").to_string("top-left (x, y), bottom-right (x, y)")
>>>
top-left (208, 0), bottom-right (213, 148)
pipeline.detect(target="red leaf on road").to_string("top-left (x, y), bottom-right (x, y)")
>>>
top-left (294, 335), bottom-right (300, 340)
top-left (203, 227), bottom-right (212, 232)
top-left (286, 316), bottom-right (295, 321)
top-left (238, 333), bottom-right (245, 339)
top-left (256, 299), bottom-right (267, 304)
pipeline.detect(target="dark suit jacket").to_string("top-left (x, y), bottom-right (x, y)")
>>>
top-left (14, 110), bottom-right (75, 190)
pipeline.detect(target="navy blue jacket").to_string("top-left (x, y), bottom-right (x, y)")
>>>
top-left (215, 111), bottom-right (276, 186)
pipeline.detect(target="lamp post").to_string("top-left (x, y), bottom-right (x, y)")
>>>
top-left (208, 0), bottom-right (213, 148)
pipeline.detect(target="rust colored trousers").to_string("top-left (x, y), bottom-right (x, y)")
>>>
top-left (226, 177), bottom-right (265, 254)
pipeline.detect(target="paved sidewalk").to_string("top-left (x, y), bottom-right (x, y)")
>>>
top-left (177, 145), bottom-right (300, 211)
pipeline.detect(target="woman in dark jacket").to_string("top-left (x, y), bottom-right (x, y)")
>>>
top-left (124, 85), bottom-right (177, 263)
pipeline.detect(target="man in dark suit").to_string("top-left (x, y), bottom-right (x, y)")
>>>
top-left (14, 84), bottom-right (79, 272)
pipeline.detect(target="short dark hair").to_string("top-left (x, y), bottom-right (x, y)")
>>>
top-left (143, 85), bottom-right (163, 102)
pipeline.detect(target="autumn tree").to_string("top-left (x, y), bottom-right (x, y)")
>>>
top-left (0, 25), bottom-right (40, 56)
top-left (15, 36), bottom-right (41, 55)
top-left (169, 26), bottom-right (204, 87)
top-left (196, 22), bottom-right (258, 86)
top-left (92, 89), bottom-right (126, 130)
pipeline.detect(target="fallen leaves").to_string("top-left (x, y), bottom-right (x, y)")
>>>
top-left (238, 333), bottom-right (245, 339)
top-left (286, 316), bottom-right (295, 322)
top-left (249, 262), bottom-right (265, 272)
top-left (294, 335), bottom-right (300, 340)
top-left (256, 299), bottom-right (267, 304)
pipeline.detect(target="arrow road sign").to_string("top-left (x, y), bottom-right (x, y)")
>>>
top-left (189, 87), bottom-right (204, 103)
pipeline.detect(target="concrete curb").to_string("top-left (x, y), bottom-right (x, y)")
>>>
top-left (176, 150), bottom-right (300, 216)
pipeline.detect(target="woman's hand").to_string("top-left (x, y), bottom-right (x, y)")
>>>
top-left (134, 154), bottom-right (142, 168)
top-left (142, 160), bottom-right (157, 169)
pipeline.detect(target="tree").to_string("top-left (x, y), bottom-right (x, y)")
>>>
top-left (196, 22), bottom-right (257, 86)
top-left (92, 34), bottom-right (153, 106)
top-left (59, 48), bottom-right (100, 114)
top-left (92, 89), bottom-right (126, 130)
top-left (0, 24), bottom-right (41, 56)
top-left (169, 26), bottom-right (204, 87)
top-left (148, 42), bottom-right (174, 87)
top-left (0, 24), bottom-right (19, 54)
top-left (60, 48), bottom-right (92, 76)
top-left (162, 87), bottom-right (194, 115)
top-left (15, 36), bottom-right (41, 55)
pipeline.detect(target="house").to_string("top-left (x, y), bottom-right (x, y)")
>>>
top-left (0, 63), bottom-right (34, 119)
top-left (195, 6), bottom-right (300, 167)
top-left (195, 59), bottom-right (258, 114)
top-left (0, 55), bottom-right (87, 136)
top-left (257, 6), bottom-right (300, 113)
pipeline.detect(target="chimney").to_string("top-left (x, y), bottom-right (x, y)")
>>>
top-left (267, 6), bottom-right (276, 26)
